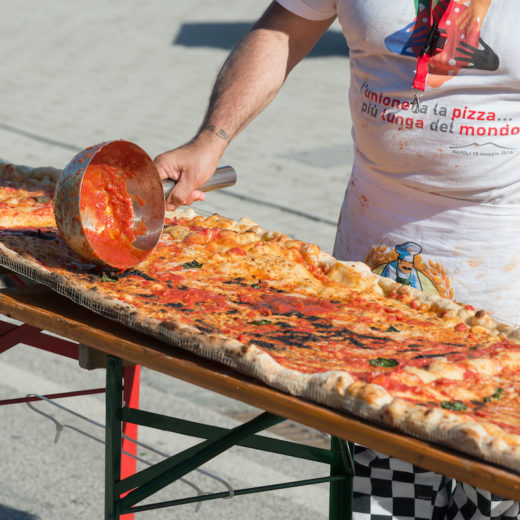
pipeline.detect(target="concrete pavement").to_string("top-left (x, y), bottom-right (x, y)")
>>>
top-left (0, 1), bottom-right (354, 518)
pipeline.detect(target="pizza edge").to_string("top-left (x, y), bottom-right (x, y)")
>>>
top-left (186, 333), bottom-right (520, 473)
top-left (322, 257), bottom-right (514, 338)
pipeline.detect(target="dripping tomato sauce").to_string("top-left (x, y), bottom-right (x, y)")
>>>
top-left (80, 162), bottom-right (149, 269)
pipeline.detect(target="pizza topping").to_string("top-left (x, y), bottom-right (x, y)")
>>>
top-left (441, 400), bottom-right (468, 412)
top-left (385, 326), bottom-right (400, 332)
top-left (118, 269), bottom-right (157, 282)
top-left (369, 357), bottom-right (399, 368)
top-left (254, 293), bottom-right (339, 317)
top-left (492, 387), bottom-right (505, 399)
top-left (483, 388), bottom-right (504, 402)
top-left (413, 350), bottom-right (461, 359)
top-left (33, 195), bottom-right (51, 203)
top-left (101, 272), bottom-right (119, 282)
top-left (249, 319), bottom-right (274, 326)
top-left (454, 322), bottom-right (468, 332)
top-left (182, 260), bottom-right (203, 269)
top-left (227, 247), bottom-right (247, 256)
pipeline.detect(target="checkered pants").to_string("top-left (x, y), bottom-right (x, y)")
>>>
top-left (353, 446), bottom-right (520, 520)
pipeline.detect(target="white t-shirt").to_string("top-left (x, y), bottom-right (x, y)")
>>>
top-left (277, 0), bottom-right (520, 324)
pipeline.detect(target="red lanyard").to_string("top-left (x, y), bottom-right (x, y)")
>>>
top-left (411, 0), bottom-right (453, 111)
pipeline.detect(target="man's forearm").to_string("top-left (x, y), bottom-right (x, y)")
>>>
top-left (197, 26), bottom-right (291, 146)
top-left (195, 2), bottom-right (335, 150)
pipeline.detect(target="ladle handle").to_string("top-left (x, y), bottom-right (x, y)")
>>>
top-left (162, 165), bottom-right (237, 200)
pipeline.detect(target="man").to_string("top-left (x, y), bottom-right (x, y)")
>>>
top-left (154, 1), bottom-right (520, 518)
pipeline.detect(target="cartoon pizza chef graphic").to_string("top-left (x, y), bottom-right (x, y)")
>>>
top-left (366, 241), bottom-right (454, 299)
top-left (385, 0), bottom-right (498, 88)
top-left (380, 242), bottom-right (423, 289)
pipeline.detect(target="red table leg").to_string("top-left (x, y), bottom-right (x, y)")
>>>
top-left (0, 321), bottom-right (79, 358)
top-left (120, 364), bottom-right (140, 520)
top-left (0, 307), bottom-right (141, 520)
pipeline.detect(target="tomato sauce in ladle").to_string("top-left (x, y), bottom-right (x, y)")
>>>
top-left (80, 161), bottom-right (149, 268)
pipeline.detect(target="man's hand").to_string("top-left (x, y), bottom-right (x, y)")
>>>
top-left (154, 137), bottom-right (224, 210)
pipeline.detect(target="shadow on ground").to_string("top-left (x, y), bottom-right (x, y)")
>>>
top-left (174, 22), bottom-right (349, 57)
top-left (0, 505), bottom-right (39, 520)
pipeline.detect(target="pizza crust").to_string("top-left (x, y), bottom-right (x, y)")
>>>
top-left (382, 398), bottom-right (520, 470)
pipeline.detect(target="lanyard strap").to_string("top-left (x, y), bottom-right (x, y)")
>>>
top-left (412, 0), bottom-right (453, 91)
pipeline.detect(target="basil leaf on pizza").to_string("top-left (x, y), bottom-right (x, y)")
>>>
top-left (441, 400), bottom-right (468, 412)
top-left (369, 357), bottom-right (399, 368)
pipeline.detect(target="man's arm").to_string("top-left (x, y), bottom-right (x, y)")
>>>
top-left (154, 1), bottom-right (335, 209)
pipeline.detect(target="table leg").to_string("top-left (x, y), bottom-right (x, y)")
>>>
top-left (329, 436), bottom-right (355, 520)
top-left (122, 365), bottom-right (140, 473)
top-left (105, 355), bottom-right (123, 520)
top-left (104, 353), bottom-right (354, 519)
top-left (121, 365), bottom-right (140, 520)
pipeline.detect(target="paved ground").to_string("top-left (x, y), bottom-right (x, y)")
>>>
top-left (0, 1), bottom-right (353, 518)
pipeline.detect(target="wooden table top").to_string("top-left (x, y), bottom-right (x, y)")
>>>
top-left (1, 284), bottom-right (519, 501)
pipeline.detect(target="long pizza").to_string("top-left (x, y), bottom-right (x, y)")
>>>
top-left (0, 161), bottom-right (519, 473)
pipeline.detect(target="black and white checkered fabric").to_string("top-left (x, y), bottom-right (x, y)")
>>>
top-left (352, 446), bottom-right (520, 520)
top-left (446, 482), bottom-right (520, 520)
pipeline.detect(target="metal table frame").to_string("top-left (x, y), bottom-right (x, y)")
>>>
top-left (105, 356), bottom-right (354, 519)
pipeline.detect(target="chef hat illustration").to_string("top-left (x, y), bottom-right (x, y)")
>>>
top-left (395, 242), bottom-right (422, 262)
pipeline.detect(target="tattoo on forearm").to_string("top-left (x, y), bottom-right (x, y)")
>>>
top-left (204, 124), bottom-right (229, 141)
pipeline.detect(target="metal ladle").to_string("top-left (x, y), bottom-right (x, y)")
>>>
top-left (53, 140), bottom-right (236, 269)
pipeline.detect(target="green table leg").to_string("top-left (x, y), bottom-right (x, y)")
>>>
top-left (329, 437), bottom-right (355, 520)
top-left (104, 353), bottom-right (354, 519)
top-left (105, 355), bottom-right (123, 520)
